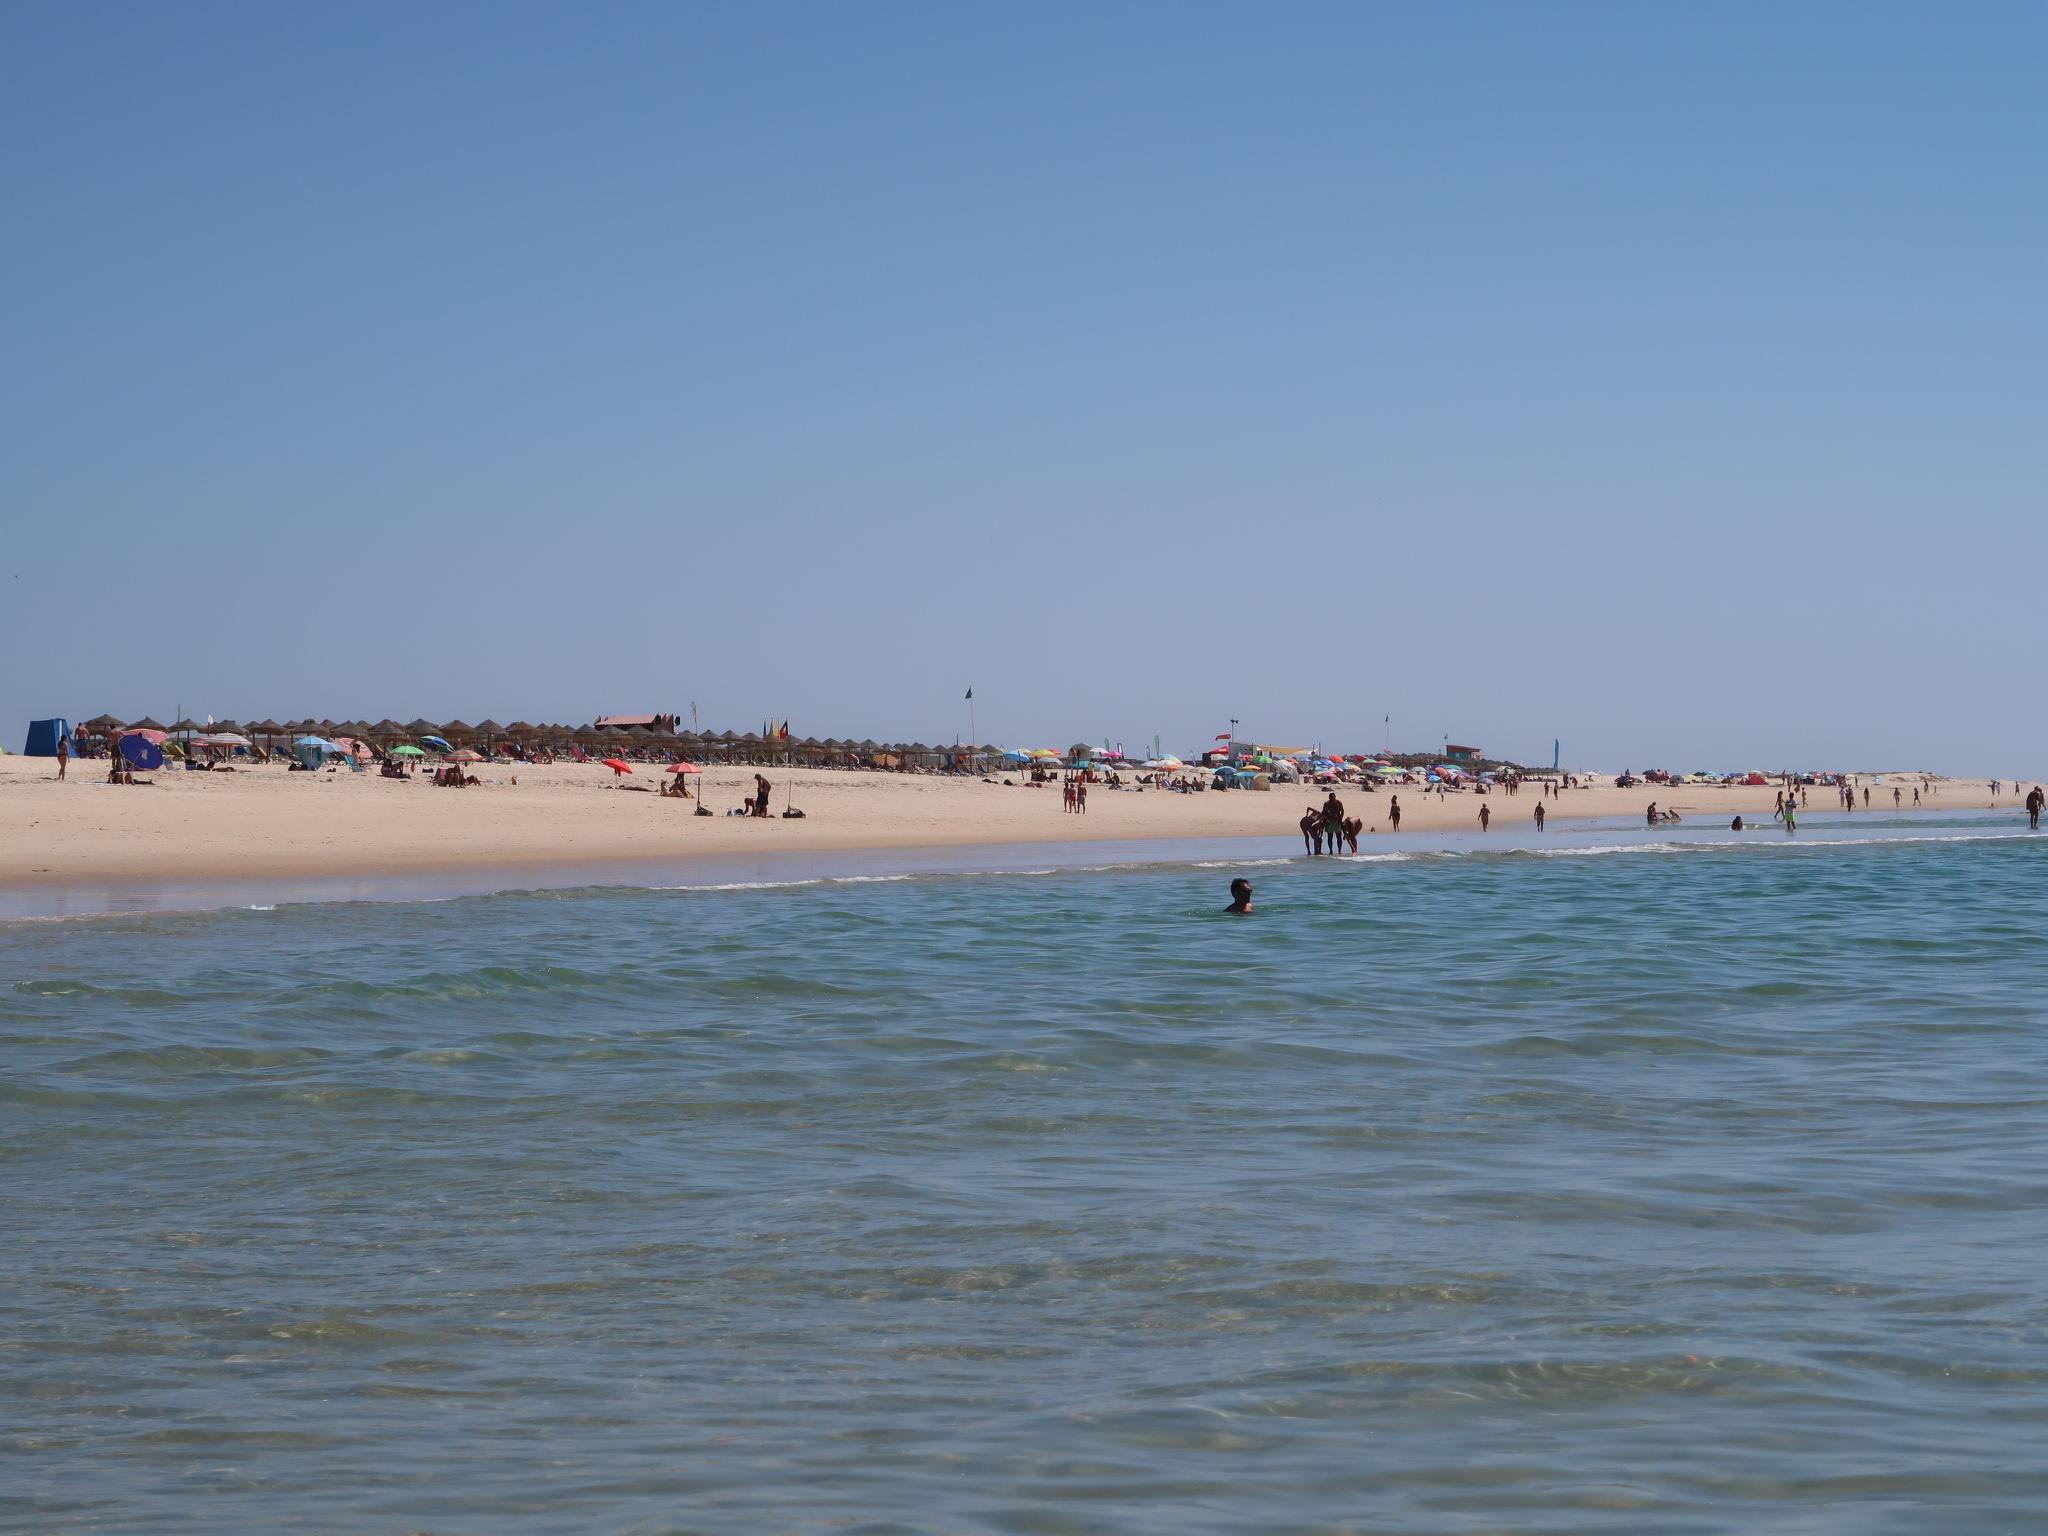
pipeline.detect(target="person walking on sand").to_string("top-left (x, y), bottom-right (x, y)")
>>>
top-left (1478, 803), bottom-right (1491, 832)
top-left (55, 734), bottom-right (68, 780)
top-left (1913, 786), bottom-right (1921, 807)
top-left (1075, 778), bottom-right (1087, 815)
top-left (1388, 795), bottom-right (1401, 834)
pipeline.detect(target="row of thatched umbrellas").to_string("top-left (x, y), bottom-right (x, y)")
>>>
top-left (72, 715), bottom-right (998, 765)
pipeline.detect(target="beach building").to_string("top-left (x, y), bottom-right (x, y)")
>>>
top-left (1446, 744), bottom-right (1483, 762)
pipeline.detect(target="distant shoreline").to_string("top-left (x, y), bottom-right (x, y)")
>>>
top-left (0, 756), bottom-right (2014, 912)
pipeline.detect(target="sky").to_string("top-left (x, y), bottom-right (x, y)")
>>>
top-left (4, 2), bottom-right (2043, 770)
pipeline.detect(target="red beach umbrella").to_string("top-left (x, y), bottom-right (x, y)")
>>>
top-left (602, 758), bottom-right (633, 775)
top-left (668, 762), bottom-right (703, 774)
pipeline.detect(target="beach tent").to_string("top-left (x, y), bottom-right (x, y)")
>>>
top-left (22, 719), bottom-right (70, 757)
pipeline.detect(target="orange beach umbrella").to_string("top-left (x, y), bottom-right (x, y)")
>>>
top-left (601, 758), bottom-right (632, 775)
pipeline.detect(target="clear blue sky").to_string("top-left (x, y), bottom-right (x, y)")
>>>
top-left (5, 3), bottom-right (2042, 770)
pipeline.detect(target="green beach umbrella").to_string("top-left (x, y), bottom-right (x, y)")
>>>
top-left (390, 744), bottom-right (426, 757)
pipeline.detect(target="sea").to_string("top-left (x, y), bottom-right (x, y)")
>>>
top-left (5, 811), bottom-right (2047, 1534)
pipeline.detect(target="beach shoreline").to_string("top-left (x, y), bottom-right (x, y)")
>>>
top-left (0, 753), bottom-right (2016, 917)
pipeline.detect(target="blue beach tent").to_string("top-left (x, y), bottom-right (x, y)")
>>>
top-left (23, 719), bottom-right (71, 757)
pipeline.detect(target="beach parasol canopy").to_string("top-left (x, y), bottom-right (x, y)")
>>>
top-left (129, 716), bottom-right (168, 732)
top-left (83, 714), bottom-right (126, 731)
top-left (169, 718), bottom-right (205, 734)
top-left (449, 749), bottom-right (483, 763)
top-left (419, 735), bottom-right (453, 753)
top-left (601, 758), bottom-right (632, 775)
top-left (389, 744), bottom-right (426, 757)
top-left (404, 719), bottom-right (440, 736)
top-left (441, 719), bottom-right (474, 737)
top-left (668, 762), bottom-right (703, 774)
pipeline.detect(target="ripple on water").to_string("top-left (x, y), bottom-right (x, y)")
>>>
top-left (5, 828), bottom-right (2048, 1531)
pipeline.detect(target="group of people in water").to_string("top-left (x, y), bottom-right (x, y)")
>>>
top-left (1298, 792), bottom-right (1362, 854)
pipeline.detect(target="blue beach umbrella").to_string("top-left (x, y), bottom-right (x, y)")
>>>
top-left (419, 736), bottom-right (453, 753)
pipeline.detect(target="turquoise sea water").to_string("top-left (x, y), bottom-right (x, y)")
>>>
top-left (5, 814), bottom-right (2048, 1533)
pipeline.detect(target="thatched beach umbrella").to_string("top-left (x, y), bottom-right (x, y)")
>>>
top-left (83, 714), bottom-right (125, 732)
top-left (170, 718), bottom-right (205, 735)
top-left (130, 716), bottom-right (168, 732)
top-left (405, 718), bottom-right (440, 736)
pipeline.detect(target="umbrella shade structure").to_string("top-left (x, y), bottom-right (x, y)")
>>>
top-left (389, 744), bottom-right (426, 757)
top-left (449, 749), bottom-right (484, 763)
top-left (124, 728), bottom-right (170, 745)
top-left (169, 718), bottom-right (205, 734)
top-left (404, 719), bottom-right (441, 736)
top-left (601, 758), bottom-right (633, 776)
top-left (120, 735), bottom-right (165, 771)
top-left (419, 736), bottom-right (453, 754)
top-left (668, 762), bottom-right (703, 774)
top-left (83, 715), bottom-right (126, 732)
top-left (194, 733), bottom-right (250, 747)
top-left (129, 716), bottom-right (168, 732)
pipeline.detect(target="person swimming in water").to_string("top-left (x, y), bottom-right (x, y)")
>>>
top-left (1225, 878), bottom-right (1253, 914)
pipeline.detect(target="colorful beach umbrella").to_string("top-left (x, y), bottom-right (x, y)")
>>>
top-left (449, 749), bottom-right (483, 763)
top-left (602, 758), bottom-right (632, 775)
top-left (389, 744), bottom-right (426, 757)
top-left (668, 762), bottom-right (703, 774)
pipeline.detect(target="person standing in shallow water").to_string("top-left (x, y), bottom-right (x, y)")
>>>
top-left (1478, 803), bottom-right (1491, 832)
top-left (1533, 801), bottom-right (1545, 831)
top-left (1225, 878), bottom-right (1254, 914)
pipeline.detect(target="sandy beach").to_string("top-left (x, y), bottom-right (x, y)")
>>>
top-left (0, 752), bottom-right (2004, 892)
